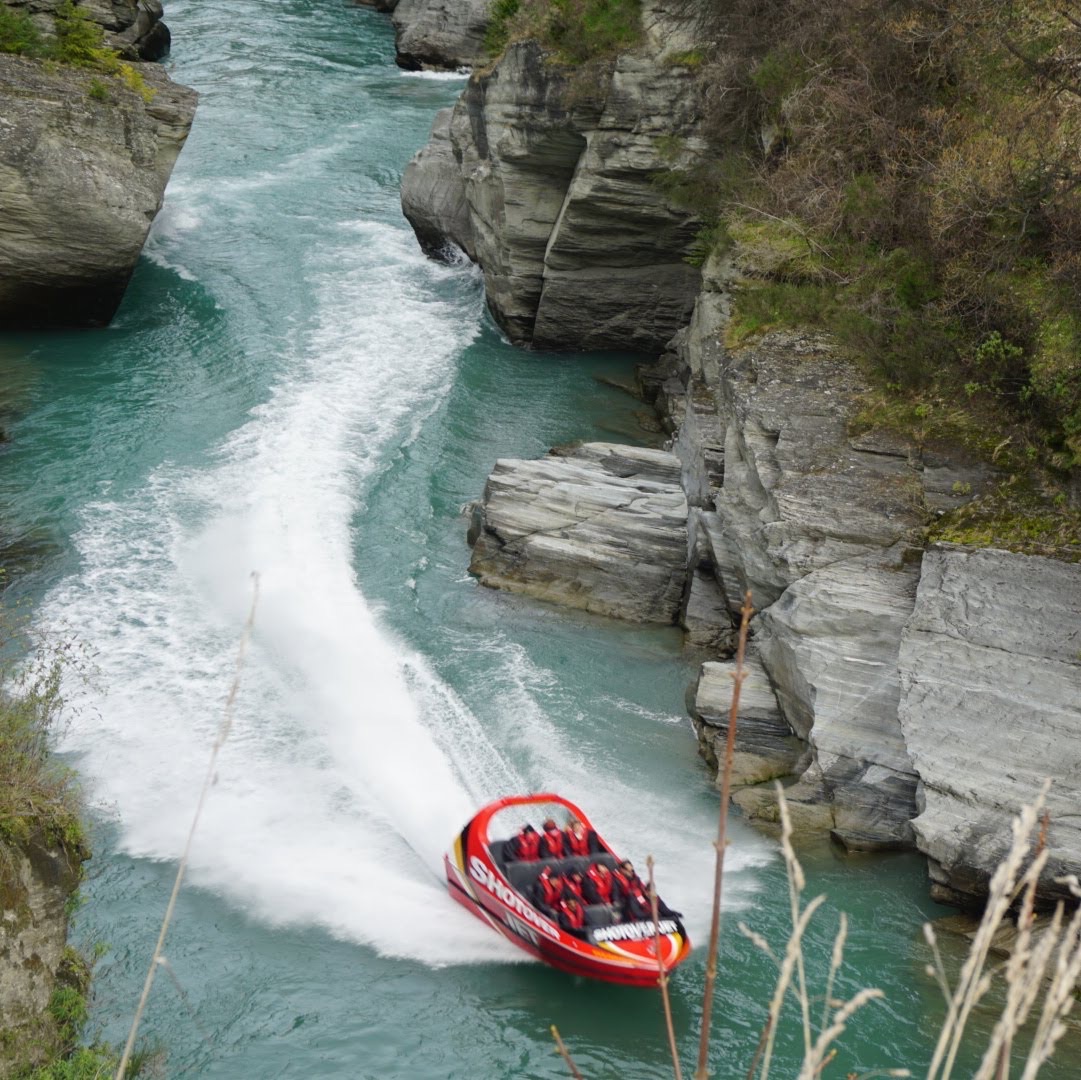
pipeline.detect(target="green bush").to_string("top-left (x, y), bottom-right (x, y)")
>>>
top-left (0, 7), bottom-right (45, 56)
top-left (51, 0), bottom-right (107, 67)
top-left (682, 0), bottom-right (1081, 479)
top-left (0, 2), bottom-right (154, 103)
top-left (0, 606), bottom-right (92, 859)
top-left (485, 0), bottom-right (521, 55)
top-left (486, 0), bottom-right (642, 64)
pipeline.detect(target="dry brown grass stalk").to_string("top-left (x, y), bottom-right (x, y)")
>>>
top-left (924, 779), bottom-right (1081, 1080)
top-left (694, 590), bottom-right (754, 1080)
top-left (739, 785), bottom-right (905, 1080)
top-left (114, 574), bottom-right (260, 1080)
top-left (551, 1025), bottom-right (584, 1080)
top-left (648, 853), bottom-right (683, 1080)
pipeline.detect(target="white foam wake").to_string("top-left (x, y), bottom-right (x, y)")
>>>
top-left (48, 220), bottom-right (523, 963)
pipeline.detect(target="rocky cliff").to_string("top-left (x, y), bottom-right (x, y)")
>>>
top-left (0, 0), bottom-right (196, 331)
top-left (0, 53), bottom-right (196, 330)
top-left (401, 1), bottom-right (705, 352)
top-left (899, 546), bottom-right (1081, 906)
top-left (404, 2), bottom-right (1081, 907)
top-left (11, 0), bottom-right (171, 59)
top-left (0, 834), bottom-right (86, 1076)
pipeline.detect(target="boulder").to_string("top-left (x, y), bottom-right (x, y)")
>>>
top-left (392, 0), bottom-right (490, 70)
top-left (468, 442), bottom-right (688, 623)
top-left (898, 545), bottom-right (1081, 905)
top-left (0, 56), bottom-right (197, 329)
top-left (690, 656), bottom-right (803, 785)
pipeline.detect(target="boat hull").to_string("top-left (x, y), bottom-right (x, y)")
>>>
top-left (445, 793), bottom-right (691, 987)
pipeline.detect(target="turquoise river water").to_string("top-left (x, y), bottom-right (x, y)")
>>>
top-left (2, 2), bottom-right (1076, 1077)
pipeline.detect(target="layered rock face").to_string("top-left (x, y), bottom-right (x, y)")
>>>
top-left (428, 9), bottom-right (1080, 905)
top-left (468, 443), bottom-right (688, 622)
top-left (392, 0), bottom-right (489, 70)
top-left (401, 2), bottom-right (705, 352)
top-left (675, 326), bottom-right (932, 848)
top-left (690, 656), bottom-right (804, 785)
top-left (899, 546), bottom-right (1081, 905)
top-left (0, 55), bottom-right (197, 329)
top-left (0, 836), bottom-right (84, 1075)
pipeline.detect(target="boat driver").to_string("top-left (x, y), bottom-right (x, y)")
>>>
top-left (615, 860), bottom-right (682, 922)
top-left (503, 824), bottom-right (542, 862)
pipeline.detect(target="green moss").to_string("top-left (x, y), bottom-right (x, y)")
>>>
top-left (665, 48), bottom-right (705, 68)
top-left (725, 281), bottom-right (836, 345)
top-left (930, 483), bottom-right (1081, 559)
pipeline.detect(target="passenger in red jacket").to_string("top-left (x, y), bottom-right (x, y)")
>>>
top-left (557, 895), bottom-right (588, 938)
top-left (503, 824), bottom-right (542, 862)
top-left (563, 869), bottom-right (586, 903)
top-left (531, 865), bottom-right (566, 915)
top-left (540, 818), bottom-right (565, 858)
top-left (583, 861), bottom-right (620, 906)
top-left (564, 817), bottom-right (600, 857)
top-left (614, 860), bottom-right (682, 922)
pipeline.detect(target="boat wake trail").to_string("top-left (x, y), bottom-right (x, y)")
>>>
top-left (46, 221), bottom-right (522, 964)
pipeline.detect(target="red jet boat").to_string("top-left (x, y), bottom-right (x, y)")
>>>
top-left (444, 793), bottom-right (691, 987)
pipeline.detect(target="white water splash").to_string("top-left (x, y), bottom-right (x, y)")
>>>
top-left (48, 219), bottom-right (523, 964)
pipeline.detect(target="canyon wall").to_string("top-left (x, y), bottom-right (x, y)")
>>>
top-left (396, 1), bottom-right (1081, 907)
top-left (0, 835), bottom-right (86, 1076)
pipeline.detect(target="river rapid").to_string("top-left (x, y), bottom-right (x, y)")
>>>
top-left (2, 2), bottom-right (1071, 1077)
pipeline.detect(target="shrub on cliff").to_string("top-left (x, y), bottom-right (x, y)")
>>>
top-left (0, 7), bottom-right (45, 56)
top-left (0, 609), bottom-right (92, 861)
top-left (0, 1), bottom-right (153, 101)
top-left (674, 0), bottom-right (1081, 492)
top-left (486, 0), bottom-right (643, 63)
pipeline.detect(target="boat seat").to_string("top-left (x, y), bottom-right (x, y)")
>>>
top-left (493, 845), bottom-right (620, 897)
top-left (584, 904), bottom-right (616, 929)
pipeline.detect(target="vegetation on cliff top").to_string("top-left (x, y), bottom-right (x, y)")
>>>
top-left (0, 1), bottom-right (152, 101)
top-left (660, 0), bottom-right (1081, 540)
top-left (485, 0), bottom-right (642, 63)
